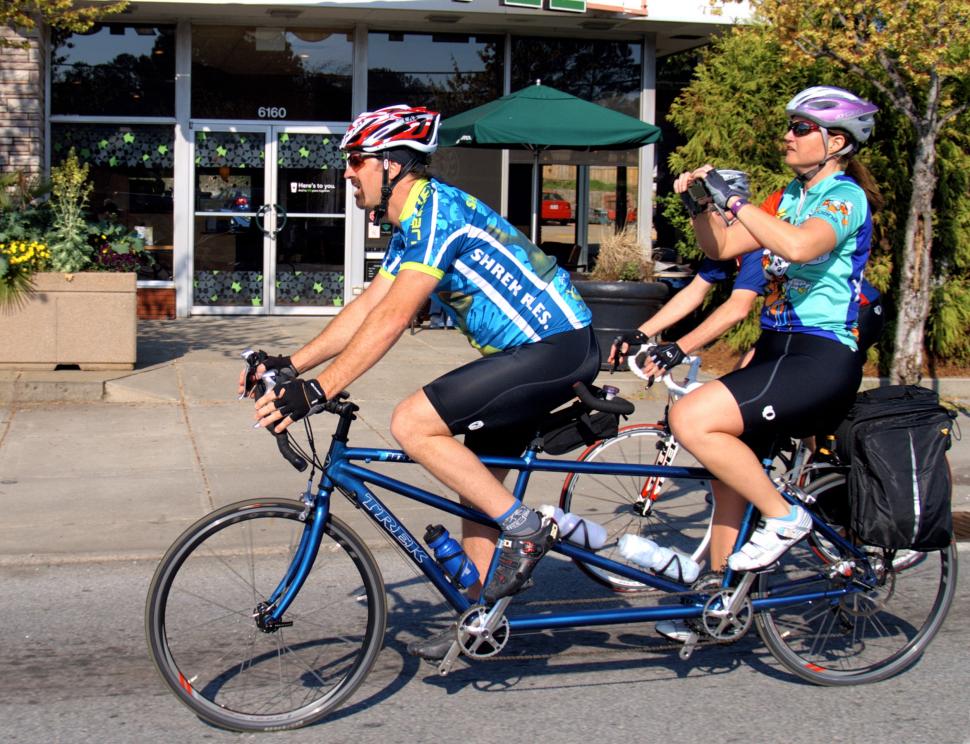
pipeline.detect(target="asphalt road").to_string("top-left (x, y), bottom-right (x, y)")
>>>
top-left (2, 547), bottom-right (968, 744)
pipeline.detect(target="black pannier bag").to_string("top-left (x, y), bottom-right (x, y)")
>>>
top-left (539, 400), bottom-right (620, 455)
top-left (835, 385), bottom-right (956, 550)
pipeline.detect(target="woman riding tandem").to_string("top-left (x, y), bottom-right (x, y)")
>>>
top-left (666, 86), bottom-right (882, 576)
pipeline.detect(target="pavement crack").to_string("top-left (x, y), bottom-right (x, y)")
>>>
top-left (175, 364), bottom-right (214, 512)
top-left (0, 405), bottom-right (16, 450)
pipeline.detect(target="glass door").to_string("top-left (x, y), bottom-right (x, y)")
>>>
top-left (190, 125), bottom-right (349, 313)
top-left (192, 125), bottom-right (270, 312)
top-left (270, 129), bottom-right (349, 312)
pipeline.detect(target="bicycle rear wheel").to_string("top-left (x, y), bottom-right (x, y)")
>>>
top-left (756, 473), bottom-right (957, 685)
top-left (560, 424), bottom-right (713, 591)
top-left (146, 499), bottom-right (387, 732)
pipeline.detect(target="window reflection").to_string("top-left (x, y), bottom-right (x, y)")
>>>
top-left (191, 26), bottom-right (353, 120)
top-left (50, 24), bottom-right (175, 116)
top-left (51, 124), bottom-right (175, 281)
top-left (511, 37), bottom-right (641, 116)
top-left (368, 32), bottom-right (504, 116)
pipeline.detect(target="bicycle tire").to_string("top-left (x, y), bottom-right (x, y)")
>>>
top-left (146, 499), bottom-right (387, 732)
top-left (755, 472), bottom-right (957, 685)
top-left (560, 424), bottom-right (713, 592)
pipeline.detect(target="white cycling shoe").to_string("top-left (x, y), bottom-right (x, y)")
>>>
top-left (727, 505), bottom-right (812, 572)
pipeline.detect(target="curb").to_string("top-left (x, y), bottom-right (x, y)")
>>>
top-left (954, 511), bottom-right (970, 541)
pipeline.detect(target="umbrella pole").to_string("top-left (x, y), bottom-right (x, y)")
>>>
top-left (530, 148), bottom-right (540, 244)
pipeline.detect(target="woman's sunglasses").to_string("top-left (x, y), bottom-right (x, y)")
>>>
top-left (788, 120), bottom-right (822, 137)
top-left (346, 153), bottom-right (379, 170)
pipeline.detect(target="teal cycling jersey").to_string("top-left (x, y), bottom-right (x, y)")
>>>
top-left (379, 178), bottom-right (592, 354)
top-left (760, 172), bottom-right (872, 350)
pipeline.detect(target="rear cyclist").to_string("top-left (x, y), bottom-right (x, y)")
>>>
top-left (668, 86), bottom-right (882, 573)
top-left (241, 105), bottom-right (599, 659)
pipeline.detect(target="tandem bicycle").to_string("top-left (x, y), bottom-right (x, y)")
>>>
top-left (144, 351), bottom-right (957, 732)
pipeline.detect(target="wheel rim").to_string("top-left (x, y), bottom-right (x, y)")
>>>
top-left (147, 503), bottom-right (383, 729)
top-left (757, 475), bottom-right (957, 682)
top-left (561, 425), bottom-right (712, 591)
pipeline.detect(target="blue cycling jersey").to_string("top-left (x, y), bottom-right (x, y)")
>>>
top-left (380, 179), bottom-right (592, 354)
top-left (696, 250), bottom-right (766, 294)
top-left (761, 173), bottom-right (872, 350)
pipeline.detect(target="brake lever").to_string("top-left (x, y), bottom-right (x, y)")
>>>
top-left (240, 348), bottom-right (308, 472)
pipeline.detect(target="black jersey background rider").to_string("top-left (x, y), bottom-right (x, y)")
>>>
top-left (240, 105), bottom-right (600, 661)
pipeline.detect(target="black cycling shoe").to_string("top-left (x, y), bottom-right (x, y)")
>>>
top-left (407, 624), bottom-right (457, 661)
top-left (482, 519), bottom-right (559, 605)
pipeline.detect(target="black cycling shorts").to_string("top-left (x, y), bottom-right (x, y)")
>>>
top-left (424, 325), bottom-right (600, 457)
top-left (719, 330), bottom-right (862, 455)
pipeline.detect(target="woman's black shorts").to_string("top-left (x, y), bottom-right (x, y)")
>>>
top-left (424, 325), bottom-right (600, 457)
top-left (719, 330), bottom-right (862, 454)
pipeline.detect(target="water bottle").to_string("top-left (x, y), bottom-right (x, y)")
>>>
top-left (424, 524), bottom-right (479, 590)
top-left (537, 505), bottom-right (607, 550)
top-left (617, 534), bottom-right (701, 584)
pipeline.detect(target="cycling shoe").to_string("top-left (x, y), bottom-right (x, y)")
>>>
top-left (483, 519), bottom-right (558, 604)
top-left (407, 624), bottom-right (457, 661)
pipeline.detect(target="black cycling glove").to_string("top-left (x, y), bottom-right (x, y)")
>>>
top-left (649, 342), bottom-right (686, 372)
top-left (259, 351), bottom-right (299, 381)
top-left (273, 378), bottom-right (327, 422)
top-left (610, 330), bottom-right (650, 371)
top-left (700, 170), bottom-right (746, 211)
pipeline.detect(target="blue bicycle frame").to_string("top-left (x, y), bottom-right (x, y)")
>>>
top-left (261, 424), bottom-right (871, 632)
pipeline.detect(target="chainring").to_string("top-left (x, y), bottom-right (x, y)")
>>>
top-left (456, 606), bottom-right (511, 659)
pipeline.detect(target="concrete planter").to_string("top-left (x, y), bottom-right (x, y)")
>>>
top-left (0, 272), bottom-right (137, 370)
top-left (573, 279), bottom-right (671, 369)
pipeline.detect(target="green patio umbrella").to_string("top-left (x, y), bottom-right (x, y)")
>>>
top-left (439, 82), bottom-right (661, 242)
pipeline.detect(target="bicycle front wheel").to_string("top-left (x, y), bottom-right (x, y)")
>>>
top-left (756, 473), bottom-right (957, 685)
top-left (146, 499), bottom-right (387, 732)
top-left (560, 424), bottom-right (713, 591)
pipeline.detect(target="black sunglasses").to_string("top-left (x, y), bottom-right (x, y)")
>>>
top-left (788, 120), bottom-right (822, 137)
top-left (346, 152), bottom-right (379, 170)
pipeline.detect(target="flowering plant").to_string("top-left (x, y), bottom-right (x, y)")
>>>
top-left (87, 220), bottom-right (151, 273)
top-left (0, 239), bottom-right (51, 309)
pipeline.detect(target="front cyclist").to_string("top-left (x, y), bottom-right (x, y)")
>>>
top-left (244, 105), bottom-right (599, 659)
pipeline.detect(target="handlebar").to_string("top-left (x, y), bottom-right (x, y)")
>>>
top-left (627, 344), bottom-right (703, 398)
top-left (241, 349), bottom-right (309, 472)
top-left (572, 381), bottom-right (635, 416)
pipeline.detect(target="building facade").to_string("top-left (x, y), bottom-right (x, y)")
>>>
top-left (0, 0), bottom-right (749, 317)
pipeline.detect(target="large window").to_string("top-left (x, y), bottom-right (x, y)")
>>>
top-left (511, 36), bottom-right (641, 116)
top-left (51, 124), bottom-right (175, 282)
top-left (368, 32), bottom-right (504, 117)
top-left (192, 27), bottom-right (353, 121)
top-left (50, 24), bottom-right (176, 116)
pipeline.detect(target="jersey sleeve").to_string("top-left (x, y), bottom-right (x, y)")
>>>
top-left (808, 180), bottom-right (868, 245)
top-left (378, 232), bottom-right (407, 281)
top-left (732, 249), bottom-right (767, 295)
top-left (396, 184), bottom-right (461, 281)
top-left (696, 257), bottom-right (733, 284)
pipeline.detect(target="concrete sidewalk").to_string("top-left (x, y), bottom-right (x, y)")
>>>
top-left (0, 316), bottom-right (968, 565)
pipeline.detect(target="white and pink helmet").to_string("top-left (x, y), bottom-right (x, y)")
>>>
top-left (339, 105), bottom-right (440, 154)
top-left (785, 86), bottom-right (878, 147)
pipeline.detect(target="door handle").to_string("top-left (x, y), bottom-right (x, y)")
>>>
top-left (255, 204), bottom-right (288, 238)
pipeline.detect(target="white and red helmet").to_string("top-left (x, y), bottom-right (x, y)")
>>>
top-left (340, 105), bottom-right (440, 154)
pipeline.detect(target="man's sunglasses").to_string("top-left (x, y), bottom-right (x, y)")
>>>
top-left (346, 153), bottom-right (379, 170)
top-left (788, 120), bottom-right (822, 137)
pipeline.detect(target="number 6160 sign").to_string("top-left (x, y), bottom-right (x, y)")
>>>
top-left (258, 107), bottom-right (287, 119)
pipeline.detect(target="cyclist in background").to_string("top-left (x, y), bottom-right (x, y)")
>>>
top-left (241, 105), bottom-right (599, 660)
top-left (667, 86), bottom-right (882, 574)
